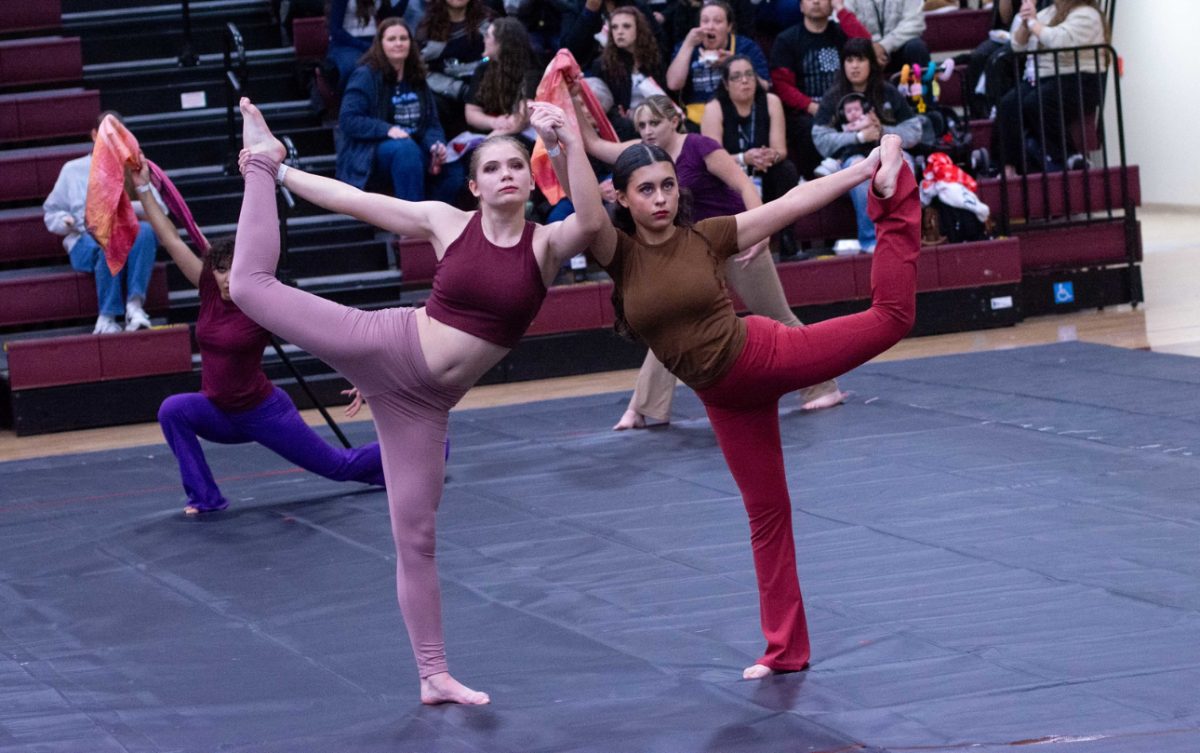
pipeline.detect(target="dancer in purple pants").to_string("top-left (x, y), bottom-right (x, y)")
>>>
top-left (230, 98), bottom-right (605, 704)
top-left (131, 160), bottom-right (385, 516)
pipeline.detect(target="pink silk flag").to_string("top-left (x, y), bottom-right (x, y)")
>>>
top-left (531, 49), bottom-right (619, 205)
top-left (85, 115), bottom-right (210, 271)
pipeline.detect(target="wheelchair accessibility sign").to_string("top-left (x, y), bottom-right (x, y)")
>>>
top-left (1053, 281), bottom-right (1075, 305)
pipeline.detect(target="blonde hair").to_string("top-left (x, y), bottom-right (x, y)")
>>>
top-left (631, 95), bottom-right (685, 133)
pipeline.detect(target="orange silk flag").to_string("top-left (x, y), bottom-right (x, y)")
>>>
top-left (531, 49), bottom-right (619, 205)
top-left (85, 115), bottom-right (142, 275)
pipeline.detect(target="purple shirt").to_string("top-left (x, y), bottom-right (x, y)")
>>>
top-left (196, 269), bottom-right (274, 412)
top-left (676, 133), bottom-right (745, 222)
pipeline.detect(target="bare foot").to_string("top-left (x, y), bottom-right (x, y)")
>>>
top-left (420, 672), bottom-right (490, 705)
top-left (800, 388), bottom-right (847, 411)
top-left (239, 97), bottom-right (286, 162)
top-left (613, 409), bottom-right (646, 431)
top-left (743, 663), bottom-right (774, 680)
top-left (872, 133), bottom-right (903, 199)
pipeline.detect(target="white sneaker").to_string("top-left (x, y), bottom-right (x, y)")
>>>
top-left (93, 315), bottom-right (123, 334)
top-left (814, 157), bottom-right (841, 177)
top-left (125, 301), bottom-right (152, 331)
top-left (861, 243), bottom-right (876, 254)
top-left (832, 239), bottom-right (862, 256)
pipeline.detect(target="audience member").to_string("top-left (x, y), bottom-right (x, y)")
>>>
top-left (666, 0), bottom-right (770, 125)
top-left (812, 38), bottom-right (920, 252)
top-left (662, 0), bottom-right (757, 49)
top-left (416, 0), bottom-right (496, 135)
top-left (701, 55), bottom-right (802, 256)
top-left (42, 112), bottom-right (163, 334)
top-left (843, 0), bottom-right (929, 71)
top-left (561, 0), bottom-right (667, 73)
top-left (587, 6), bottom-right (668, 117)
top-left (326, 0), bottom-right (407, 89)
top-left (966, 0), bottom-right (1052, 118)
top-left (464, 17), bottom-right (541, 138)
top-left (993, 0), bottom-right (1108, 175)
top-left (769, 0), bottom-right (871, 176)
top-left (336, 18), bottom-right (464, 204)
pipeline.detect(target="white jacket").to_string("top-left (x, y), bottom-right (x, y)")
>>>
top-left (42, 154), bottom-right (166, 253)
top-left (844, 0), bottom-right (925, 54)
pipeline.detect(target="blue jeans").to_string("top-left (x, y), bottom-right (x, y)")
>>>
top-left (68, 222), bottom-right (157, 317)
top-left (374, 137), bottom-right (465, 205)
top-left (159, 386), bottom-right (385, 511)
top-left (327, 43), bottom-right (367, 91)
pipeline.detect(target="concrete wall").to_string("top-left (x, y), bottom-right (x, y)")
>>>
top-left (1108, 1), bottom-right (1200, 207)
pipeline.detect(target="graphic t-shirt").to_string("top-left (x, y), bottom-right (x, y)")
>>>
top-left (391, 82), bottom-right (422, 130)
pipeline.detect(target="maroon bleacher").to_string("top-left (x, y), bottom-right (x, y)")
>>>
top-left (0, 36), bottom-right (81, 88)
top-left (977, 165), bottom-right (1140, 223)
top-left (0, 1), bottom-right (61, 34)
top-left (0, 141), bottom-right (91, 203)
top-left (0, 88), bottom-right (100, 144)
top-left (0, 262), bottom-right (170, 329)
top-left (6, 325), bottom-right (193, 390)
top-left (293, 16), bottom-right (329, 60)
top-left (924, 9), bottom-right (993, 53)
top-left (0, 207), bottom-right (61, 263)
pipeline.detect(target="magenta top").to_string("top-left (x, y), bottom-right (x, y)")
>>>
top-left (197, 269), bottom-right (274, 412)
top-left (424, 212), bottom-right (547, 349)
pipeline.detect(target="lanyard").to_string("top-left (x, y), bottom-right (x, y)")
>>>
top-left (873, 0), bottom-right (887, 36)
top-left (737, 104), bottom-right (757, 151)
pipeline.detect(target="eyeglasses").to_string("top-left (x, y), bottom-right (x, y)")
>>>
top-left (727, 71), bottom-right (755, 83)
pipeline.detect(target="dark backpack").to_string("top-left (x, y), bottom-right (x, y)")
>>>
top-left (933, 200), bottom-right (987, 243)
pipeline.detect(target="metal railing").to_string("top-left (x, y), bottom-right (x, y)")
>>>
top-left (223, 21), bottom-right (248, 175)
top-left (988, 44), bottom-right (1131, 228)
top-left (178, 0), bottom-right (200, 66)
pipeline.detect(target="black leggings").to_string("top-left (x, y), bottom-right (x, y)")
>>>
top-left (992, 72), bottom-right (1103, 172)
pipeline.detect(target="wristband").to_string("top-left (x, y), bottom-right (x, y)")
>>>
top-left (736, 152), bottom-right (745, 167)
top-left (546, 144), bottom-right (561, 158)
top-left (135, 183), bottom-right (152, 194)
top-left (276, 163), bottom-right (290, 185)
top-left (856, 130), bottom-right (866, 143)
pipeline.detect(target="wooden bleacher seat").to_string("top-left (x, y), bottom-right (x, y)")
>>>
top-left (0, 262), bottom-right (169, 329)
top-left (0, 1), bottom-right (61, 34)
top-left (292, 16), bottom-right (328, 60)
top-left (0, 141), bottom-right (90, 204)
top-left (0, 36), bottom-right (81, 87)
top-left (5, 324), bottom-right (192, 390)
top-left (924, 9), bottom-right (993, 53)
top-left (0, 207), bottom-right (62, 264)
top-left (976, 165), bottom-right (1140, 223)
top-left (0, 88), bottom-right (99, 144)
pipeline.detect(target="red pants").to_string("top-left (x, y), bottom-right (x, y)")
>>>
top-left (695, 166), bottom-right (921, 670)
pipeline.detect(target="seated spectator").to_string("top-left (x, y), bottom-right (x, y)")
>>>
top-left (42, 112), bottom-right (163, 334)
top-left (992, 0), bottom-right (1108, 175)
top-left (326, 0), bottom-right (407, 90)
top-left (966, 0), bottom-right (1052, 118)
top-left (812, 38), bottom-right (921, 252)
top-left (560, 0), bottom-right (668, 72)
top-left (665, 0), bottom-right (770, 125)
top-left (416, 0), bottom-right (495, 136)
top-left (769, 0), bottom-right (871, 176)
top-left (701, 55), bottom-right (801, 256)
top-left (464, 18), bottom-right (542, 139)
top-left (336, 18), bottom-right (464, 205)
top-left (843, 0), bottom-right (929, 71)
top-left (662, 0), bottom-right (757, 49)
top-left (587, 6), bottom-right (668, 118)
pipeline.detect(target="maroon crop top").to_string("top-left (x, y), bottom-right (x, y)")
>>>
top-left (423, 212), bottom-right (547, 348)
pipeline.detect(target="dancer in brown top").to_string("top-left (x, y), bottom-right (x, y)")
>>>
top-left (572, 133), bottom-right (919, 677)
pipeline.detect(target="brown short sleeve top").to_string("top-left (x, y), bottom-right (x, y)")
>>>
top-left (605, 216), bottom-right (747, 389)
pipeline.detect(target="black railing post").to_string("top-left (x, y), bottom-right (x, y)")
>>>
top-left (223, 23), bottom-right (247, 175)
top-left (178, 0), bottom-right (200, 66)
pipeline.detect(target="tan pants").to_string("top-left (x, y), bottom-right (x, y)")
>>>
top-left (627, 251), bottom-right (840, 421)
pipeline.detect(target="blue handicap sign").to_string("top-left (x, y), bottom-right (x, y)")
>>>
top-left (1053, 281), bottom-right (1075, 304)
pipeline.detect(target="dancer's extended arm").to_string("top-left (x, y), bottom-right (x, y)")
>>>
top-left (734, 149), bottom-right (881, 250)
top-left (277, 165), bottom-right (468, 250)
top-left (132, 158), bottom-right (202, 287)
top-left (530, 103), bottom-right (607, 264)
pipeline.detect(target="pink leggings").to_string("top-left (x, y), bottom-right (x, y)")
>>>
top-left (230, 155), bottom-right (467, 679)
top-left (694, 166), bottom-right (922, 670)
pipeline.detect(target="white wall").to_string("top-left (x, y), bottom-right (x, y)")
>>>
top-left (1108, 0), bottom-right (1200, 207)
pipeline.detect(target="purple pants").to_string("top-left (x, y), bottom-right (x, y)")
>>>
top-left (230, 154), bottom-right (469, 680)
top-left (159, 386), bottom-right (385, 512)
